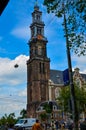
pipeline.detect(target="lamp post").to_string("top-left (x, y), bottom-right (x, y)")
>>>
top-left (48, 80), bottom-right (55, 130)
top-left (63, 3), bottom-right (79, 130)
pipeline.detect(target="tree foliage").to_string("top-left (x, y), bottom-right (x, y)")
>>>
top-left (44, 0), bottom-right (86, 56)
top-left (57, 84), bottom-right (86, 114)
top-left (20, 109), bottom-right (27, 118)
top-left (43, 103), bottom-right (52, 113)
top-left (39, 113), bottom-right (48, 121)
top-left (0, 109), bottom-right (27, 126)
top-left (0, 113), bottom-right (16, 126)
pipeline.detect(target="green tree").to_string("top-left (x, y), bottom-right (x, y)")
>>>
top-left (7, 113), bottom-right (16, 125)
top-left (39, 103), bottom-right (52, 122)
top-left (39, 113), bottom-right (48, 121)
top-left (44, 0), bottom-right (86, 56)
top-left (43, 1), bottom-right (86, 129)
top-left (0, 113), bottom-right (16, 126)
top-left (57, 84), bottom-right (86, 114)
top-left (44, 102), bottom-right (52, 113)
top-left (20, 109), bottom-right (27, 118)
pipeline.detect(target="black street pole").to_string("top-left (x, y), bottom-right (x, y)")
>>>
top-left (63, 4), bottom-right (79, 130)
top-left (0, 0), bottom-right (9, 15)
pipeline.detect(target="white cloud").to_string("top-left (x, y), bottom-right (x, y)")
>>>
top-left (18, 88), bottom-right (27, 97)
top-left (0, 55), bottom-right (28, 117)
top-left (72, 54), bottom-right (86, 73)
top-left (0, 95), bottom-right (26, 117)
top-left (0, 55), bottom-right (29, 86)
top-left (11, 26), bottom-right (30, 40)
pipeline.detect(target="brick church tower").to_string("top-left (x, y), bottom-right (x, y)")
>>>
top-left (27, 2), bottom-right (50, 117)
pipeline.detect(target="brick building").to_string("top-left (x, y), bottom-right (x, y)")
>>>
top-left (27, 2), bottom-right (50, 117)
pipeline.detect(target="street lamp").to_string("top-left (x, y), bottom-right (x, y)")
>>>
top-left (63, 3), bottom-right (78, 130)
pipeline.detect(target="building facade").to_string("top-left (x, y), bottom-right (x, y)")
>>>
top-left (27, 3), bottom-right (50, 117)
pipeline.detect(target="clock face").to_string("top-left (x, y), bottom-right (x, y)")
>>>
top-left (37, 34), bottom-right (43, 40)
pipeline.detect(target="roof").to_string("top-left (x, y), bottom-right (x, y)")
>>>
top-left (81, 73), bottom-right (86, 81)
top-left (50, 69), bottom-right (64, 84)
top-left (50, 69), bottom-right (86, 86)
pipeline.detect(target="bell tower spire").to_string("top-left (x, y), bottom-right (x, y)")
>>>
top-left (34, 0), bottom-right (39, 10)
top-left (35, 0), bottom-right (38, 6)
top-left (29, 1), bottom-right (48, 59)
top-left (27, 2), bottom-right (50, 117)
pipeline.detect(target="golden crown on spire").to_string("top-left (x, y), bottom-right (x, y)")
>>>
top-left (35, 0), bottom-right (38, 6)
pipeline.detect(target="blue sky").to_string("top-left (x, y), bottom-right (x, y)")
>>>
top-left (0, 0), bottom-right (86, 118)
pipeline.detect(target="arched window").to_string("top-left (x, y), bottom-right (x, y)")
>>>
top-left (39, 62), bottom-right (45, 74)
top-left (37, 28), bottom-right (41, 34)
top-left (38, 46), bottom-right (42, 55)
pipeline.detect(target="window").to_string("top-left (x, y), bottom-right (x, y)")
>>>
top-left (39, 62), bottom-right (45, 74)
top-left (32, 47), bottom-right (35, 55)
top-left (38, 46), bottom-right (42, 55)
top-left (37, 28), bottom-right (41, 35)
top-left (36, 15), bottom-right (40, 21)
top-left (32, 28), bottom-right (35, 37)
top-left (41, 85), bottom-right (46, 101)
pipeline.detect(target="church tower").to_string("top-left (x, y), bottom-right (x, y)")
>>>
top-left (27, 2), bottom-right (50, 117)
